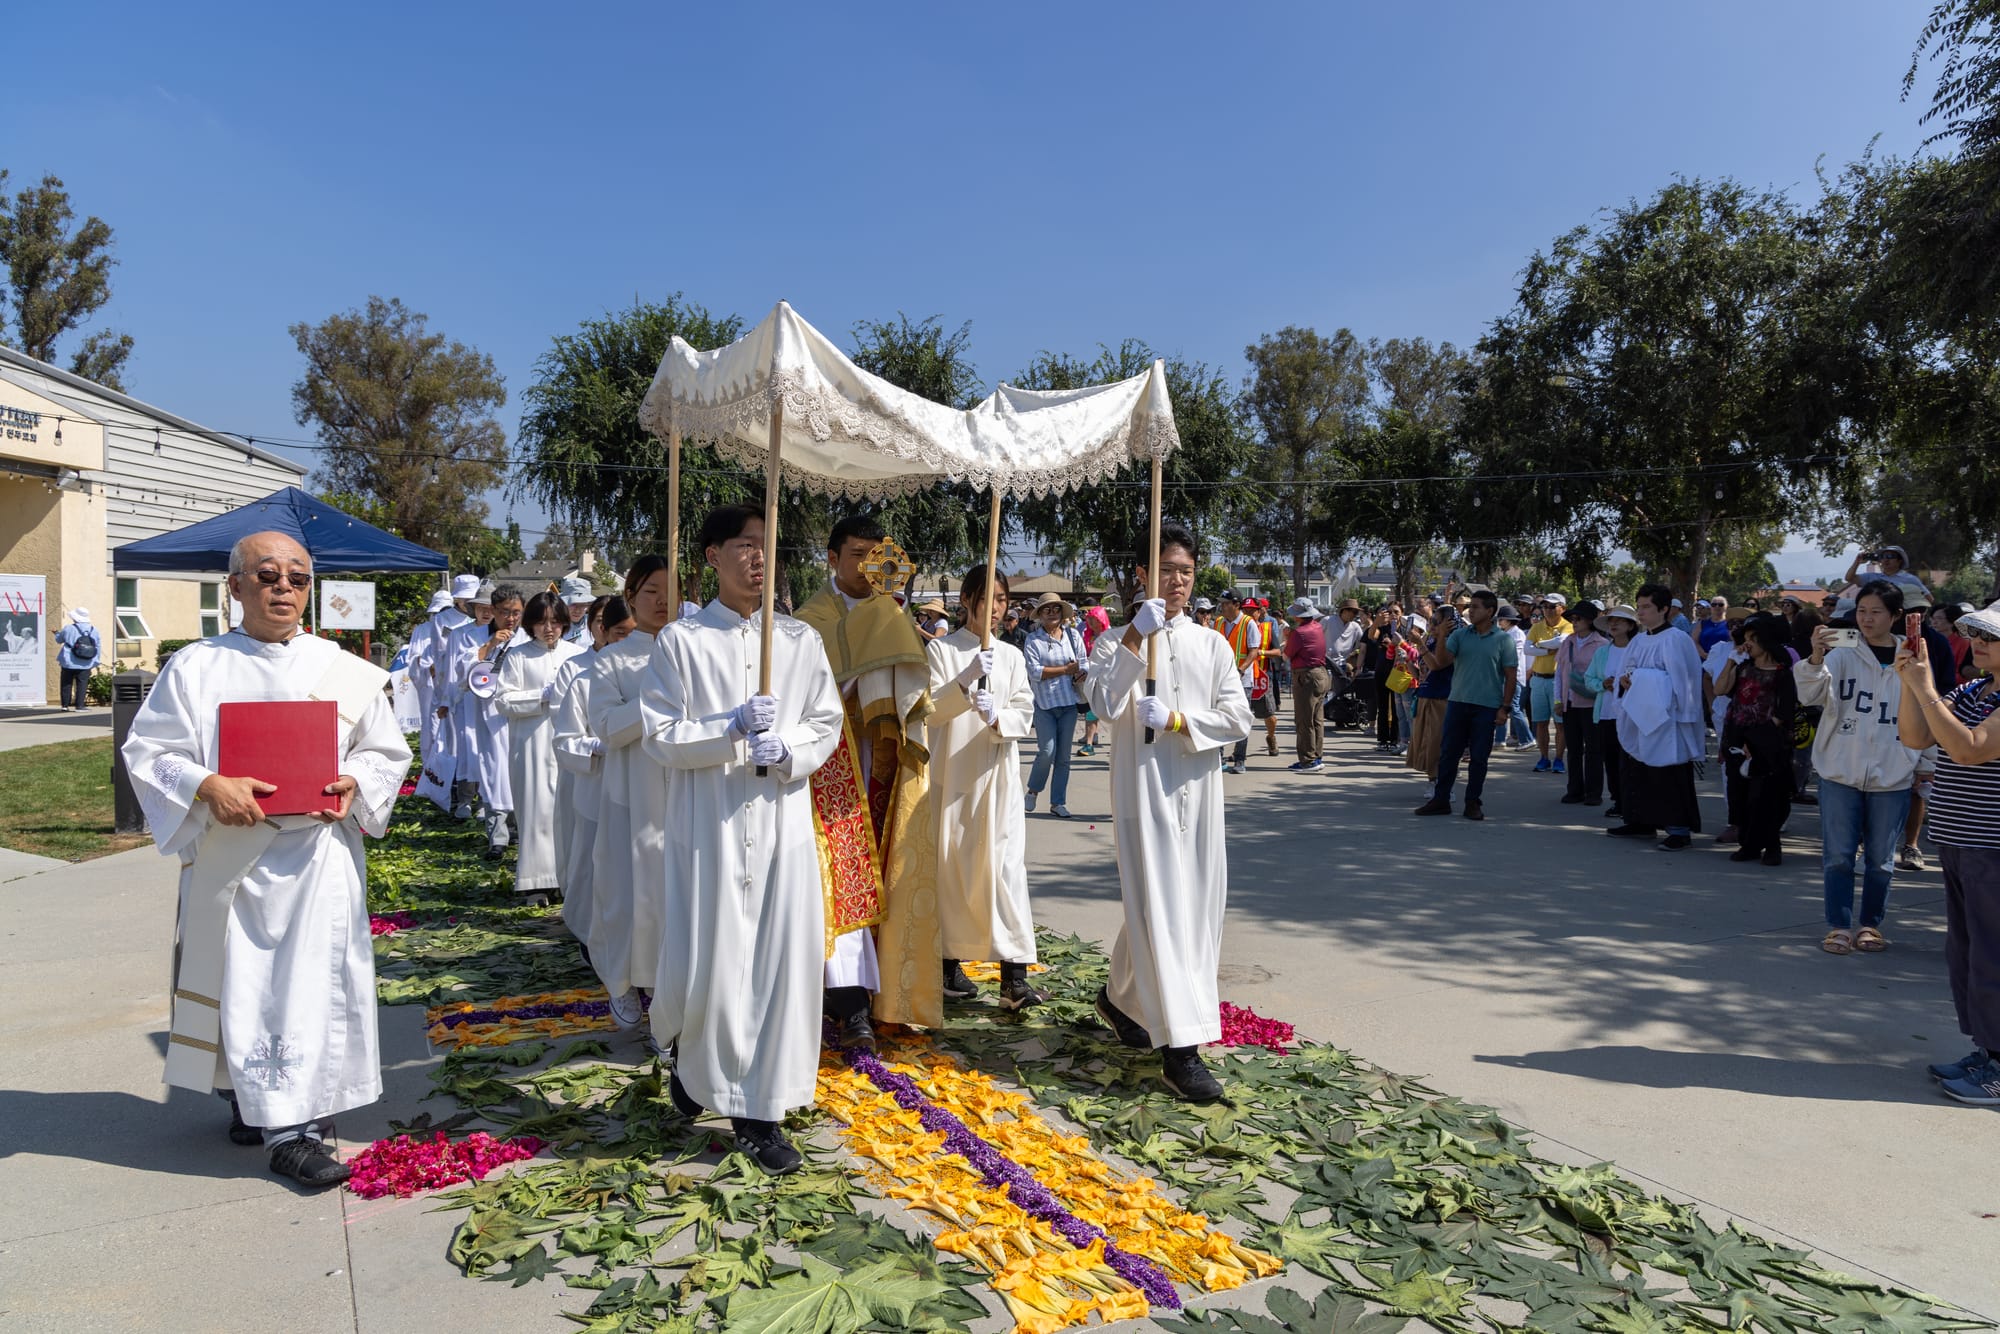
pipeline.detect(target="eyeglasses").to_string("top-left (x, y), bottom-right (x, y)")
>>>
top-left (251, 570), bottom-right (312, 590)
top-left (1965, 627), bottom-right (1999, 644)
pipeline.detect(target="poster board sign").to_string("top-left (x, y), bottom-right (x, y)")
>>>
top-left (0, 574), bottom-right (49, 706)
top-left (319, 580), bottom-right (376, 631)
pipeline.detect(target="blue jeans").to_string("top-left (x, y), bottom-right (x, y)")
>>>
top-left (1433, 701), bottom-right (1499, 805)
top-left (1494, 683), bottom-right (1530, 745)
top-left (1029, 704), bottom-right (1078, 805)
top-left (1818, 779), bottom-right (1912, 930)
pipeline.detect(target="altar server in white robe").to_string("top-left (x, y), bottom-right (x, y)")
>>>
top-left (407, 578), bottom-right (475, 809)
top-left (926, 565), bottom-right (1045, 1011)
top-left (440, 581), bottom-right (497, 819)
top-left (1610, 582), bottom-right (1708, 850)
top-left (587, 556), bottom-right (676, 1029)
top-left (641, 504), bottom-right (843, 1176)
top-left (560, 575), bottom-right (598, 645)
top-left (553, 598), bottom-right (635, 954)
top-left (121, 531), bottom-right (410, 1189)
top-left (497, 591), bottom-right (586, 897)
top-left (457, 585), bottom-right (523, 857)
top-left (1083, 521), bottom-right (1252, 1104)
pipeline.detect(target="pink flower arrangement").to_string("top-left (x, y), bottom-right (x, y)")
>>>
top-left (397, 780), bottom-right (418, 797)
top-left (1216, 1001), bottom-right (1294, 1052)
top-left (345, 1129), bottom-right (543, 1199)
top-left (369, 912), bottom-right (417, 937)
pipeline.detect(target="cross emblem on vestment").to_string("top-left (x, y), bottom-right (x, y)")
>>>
top-left (245, 1034), bottom-right (302, 1090)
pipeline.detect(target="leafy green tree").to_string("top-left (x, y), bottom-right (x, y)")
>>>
top-left (0, 171), bottom-right (133, 388)
top-left (1009, 342), bottom-right (1256, 613)
top-left (1194, 564), bottom-right (1236, 603)
top-left (1697, 522), bottom-right (1784, 600)
top-left (1241, 327), bottom-right (1370, 594)
top-left (291, 296), bottom-right (508, 555)
top-left (1341, 339), bottom-right (1479, 603)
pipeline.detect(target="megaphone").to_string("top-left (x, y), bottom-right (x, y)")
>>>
top-left (466, 660), bottom-right (498, 699)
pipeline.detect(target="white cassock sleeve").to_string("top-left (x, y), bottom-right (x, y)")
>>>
top-left (120, 653), bottom-right (217, 859)
top-left (341, 695), bottom-right (414, 836)
top-left (552, 657), bottom-right (601, 776)
top-left (641, 625), bottom-right (843, 784)
top-left (925, 638), bottom-right (1034, 743)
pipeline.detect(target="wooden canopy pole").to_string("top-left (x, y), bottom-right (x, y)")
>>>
top-left (980, 486), bottom-right (1002, 651)
top-left (663, 425), bottom-right (682, 625)
top-left (754, 403), bottom-right (784, 775)
top-left (1144, 454), bottom-right (1163, 743)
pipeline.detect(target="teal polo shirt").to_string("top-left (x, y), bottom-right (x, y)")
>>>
top-left (1444, 624), bottom-right (1517, 709)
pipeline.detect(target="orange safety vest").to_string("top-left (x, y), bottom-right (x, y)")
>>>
top-left (1221, 615), bottom-right (1268, 698)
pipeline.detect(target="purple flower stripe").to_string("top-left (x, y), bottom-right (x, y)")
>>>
top-left (844, 1045), bottom-right (1182, 1309)
top-left (434, 994), bottom-right (651, 1029)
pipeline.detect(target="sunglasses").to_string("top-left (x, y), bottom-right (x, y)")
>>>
top-left (251, 570), bottom-right (312, 590)
top-left (1965, 627), bottom-right (1999, 644)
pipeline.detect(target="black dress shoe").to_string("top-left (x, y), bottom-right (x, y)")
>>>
top-left (1728, 845), bottom-right (1762, 862)
top-left (1559, 794), bottom-right (1586, 804)
top-left (1160, 1046), bottom-right (1224, 1103)
top-left (1603, 806), bottom-right (1622, 818)
top-left (1607, 824), bottom-right (1656, 837)
top-left (268, 1135), bottom-right (349, 1189)
top-left (1412, 798), bottom-right (1452, 816)
top-left (668, 1067), bottom-right (704, 1118)
top-left (1657, 834), bottom-right (1693, 851)
top-left (836, 1009), bottom-right (876, 1053)
top-left (227, 1098), bottom-right (261, 1147)
top-left (998, 962), bottom-right (1048, 1012)
top-left (1761, 849), bottom-right (1783, 866)
top-left (731, 1118), bottom-right (803, 1175)
top-left (942, 960), bottom-right (978, 1000)
top-left (1463, 800), bottom-right (1485, 821)
top-left (1094, 986), bottom-right (1152, 1049)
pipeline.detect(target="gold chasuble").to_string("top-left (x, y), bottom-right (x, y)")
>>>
top-left (796, 585), bottom-right (941, 1029)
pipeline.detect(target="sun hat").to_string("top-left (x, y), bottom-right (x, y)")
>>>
top-left (69, 607), bottom-right (91, 624)
top-left (1496, 604), bottom-right (1521, 621)
top-left (1031, 592), bottom-right (1070, 614)
top-left (1600, 604), bottom-right (1640, 627)
top-left (559, 575), bottom-right (594, 603)
top-left (1192, 597), bottom-right (1214, 611)
top-left (1287, 598), bottom-right (1323, 620)
top-left (474, 578), bottom-right (497, 603)
top-left (1956, 599), bottom-right (2000, 639)
top-left (451, 574), bottom-right (481, 600)
top-left (1875, 544), bottom-right (1909, 562)
top-left (1339, 597), bottom-right (1362, 612)
top-left (426, 590), bottom-right (454, 613)
top-left (918, 598), bottom-right (947, 615)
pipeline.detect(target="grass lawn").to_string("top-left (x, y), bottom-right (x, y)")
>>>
top-left (0, 738), bottom-right (152, 861)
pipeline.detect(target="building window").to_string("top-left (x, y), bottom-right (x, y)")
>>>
top-left (200, 582), bottom-right (224, 637)
top-left (115, 577), bottom-right (153, 640)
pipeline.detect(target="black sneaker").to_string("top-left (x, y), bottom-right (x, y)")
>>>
top-left (1761, 849), bottom-right (1783, 866)
top-left (732, 1118), bottom-right (803, 1175)
top-left (942, 960), bottom-right (978, 1000)
top-left (1559, 794), bottom-right (1586, 804)
top-left (836, 1008), bottom-right (876, 1054)
top-left (1160, 1046), bottom-right (1224, 1103)
top-left (668, 1067), bottom-right (704, 1118)
top-left (1463, 800), bottom-right (1484, 821)
top-left (268, 1135), bottom-right (349, 1189)
top-left (1094, 986), bottom-right (1152, 1049)
top-left (998, 964), bottom-right (1048, 1012)
top-left (1412, 798), bottom-right (1452, 816)
top-left (1657, 834), bottom-right (1693, 851)
top-left (226, 1098), bottom-right (261, 1147)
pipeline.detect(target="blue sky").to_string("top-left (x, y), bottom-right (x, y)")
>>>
top-left (4, 2), bottom-right (1940, 579)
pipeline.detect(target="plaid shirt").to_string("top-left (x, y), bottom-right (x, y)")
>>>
top-left (1023, 625), bottom-right (1086, 710)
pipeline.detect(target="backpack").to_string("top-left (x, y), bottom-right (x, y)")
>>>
top-left (69, 628), bottom-right (99, 663)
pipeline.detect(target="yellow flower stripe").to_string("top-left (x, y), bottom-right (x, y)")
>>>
top-left (958, 961), bottom-right (1049, 983)
top-left (423, 988), bottom-right (617, 1050)
top-left (817, 1055), bottom-right (1144, 1333)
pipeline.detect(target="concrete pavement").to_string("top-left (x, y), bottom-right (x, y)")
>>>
top-left (0, 705), bottom-right (110, 753)
top-left (1, 719), bottom-right (1991, 1330)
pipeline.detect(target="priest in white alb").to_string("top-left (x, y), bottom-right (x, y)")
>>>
top-left (926, 565), bottom-right (1045, 1011)
top-left (1609, 582), bottom-right (1708, 851)
top-left (121, 531), bottom-right (410, 1189)
top-left (642, 504), bottom-right (844, 1176)
top-left (1083, 520), bottom-right (1251, 1103)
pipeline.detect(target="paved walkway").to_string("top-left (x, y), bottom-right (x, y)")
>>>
top-left (0, 705), bottom-right (110, 753)
top-left (1, 719), bottom-right (1992, 1330)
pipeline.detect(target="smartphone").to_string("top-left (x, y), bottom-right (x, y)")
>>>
top-left (1905, 612), bottom-right (1923, 655)
top-left (1827, 627), bottom-right (1862, 651)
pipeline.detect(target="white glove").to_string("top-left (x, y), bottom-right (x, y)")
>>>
top-left (587, 737), bottom-right (605, 756)
top-left (956, 649), bottom-right (995, 686)
top-left (1137, 696), bottom-right (1172, 732)
top-left (972, 688), bottom-right (997, 725)
top-left (540, 683), bottom-right (555, 704)
top-left (731, 694), bottom-right (778, 737)
top-left (1132, 598), bottom-right (1168, 638)
top-left (750, 732), bottom-right (790, 768)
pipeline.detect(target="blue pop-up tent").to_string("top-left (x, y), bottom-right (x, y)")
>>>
top-left (112, 487), bottom-right (446, 574)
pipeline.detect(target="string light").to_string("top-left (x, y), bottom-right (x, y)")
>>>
top-left (152, 426), bottom-right (161, 455)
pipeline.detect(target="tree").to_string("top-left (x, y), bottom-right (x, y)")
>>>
top-left (1340, 339), bottom-right (1478, 603)
top-left (1461, 179), bottom-right (1844, 602)
top-left (1010, 342), bottom-right (1257, 613)
top-left (1697, 521), bottom-right (1784, 599)
top-left (1240, 327), bottom-right (1371, 594)
top-left (292, 296), bottom-right (509, 556)
top-left (0, 171), bottom-right (133, 389)
top-left (1194, 564), bottom-right (1236, 603)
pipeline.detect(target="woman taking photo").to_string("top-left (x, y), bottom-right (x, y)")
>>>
top-left (1715, 615), bottom-right (1798, 866)
top-left (1896, 601), bottom-right (2000, 1104)
top-left (496, 591), bottom-right (586, 899)
top-left (1795, 580), bottom-right (1924, 955)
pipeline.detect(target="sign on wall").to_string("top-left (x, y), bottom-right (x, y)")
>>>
top-left (319, 580), bottom-right (376, 632)
top-left (0, 574), bottom-right (49, 706)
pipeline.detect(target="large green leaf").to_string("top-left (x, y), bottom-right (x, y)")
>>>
top-left (722, 1256), bottom-right (951, 1334)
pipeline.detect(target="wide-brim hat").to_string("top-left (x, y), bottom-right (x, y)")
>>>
top-left (918, 599), bottom-right (947, 615)
top-left (426, 590), bottom-right (454, 613)
top-left (1600, 605), bottom-right (1640, 627)
top-left (451, 574), bottom-right (481, 599)
top-left (69, 607), bottom-right (91, 624)
top-left (1957, 599), bottom-right (2000, 640)
top-left (1192, 597), bottom-right (1215, 610)
top-left (559, 575), bottom-right (594, 603)
top-left (1339, 597), bottom-right (1362, 612)
top-left (1031, 592), bottom-right (1071, 614)
top-left (1288, 598), bottom-right (1322, 619)
top-left (474, 578), bottom-right (497, 603)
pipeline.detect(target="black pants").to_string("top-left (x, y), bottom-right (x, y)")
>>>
top-left (1727, 722), bottom-right (1792, 855)
top-left (1563, 708), bottom-right (1602, 801)
top-left (1374, 676), bottom-right (1398, 745)
top-left (1940, 844), bottom-right (2000, 1052)
top-left (1598, 718), bottom-right (1627, 812)
top-left (59, 667), bottom-right (89, 708)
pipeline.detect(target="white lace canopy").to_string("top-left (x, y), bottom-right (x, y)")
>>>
top-left (637, 302), bottom-right (1179, 500)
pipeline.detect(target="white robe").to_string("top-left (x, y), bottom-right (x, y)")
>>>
top-left (640, 601), bottom-right (843, 1120)
top-left (1617, 625), bottom-right (1706, 766)
top-left (408, 607), bottom-right (469, 808)
top-left (925, 629), bottom-right (1037, 963)
top-left (550, 649), bottom-right (602, 941)
top-left (440, 621), bottom-right (491, 804)
top-left (498, 638), bottom-right (586, 892)
top-left (450, 628), bottom-right (515, 813)
top-left (586, 635), bottom-right (670, 995)
top-left (1084, 614), bottom-right (1252, 1048)
top-left (120, 631), bottom-right (410, 1126)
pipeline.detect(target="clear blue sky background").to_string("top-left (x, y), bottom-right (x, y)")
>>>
top-left (5, 1), bottom-right (1940, 579)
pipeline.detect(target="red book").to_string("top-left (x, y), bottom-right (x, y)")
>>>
top-left (217, 700), bottom-right (340, 817)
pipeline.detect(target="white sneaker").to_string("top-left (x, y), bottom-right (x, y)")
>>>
top-left (608, 989), bottom-right (644, 1029)
top-left (1025, 792), bottom-right (1038, 813)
